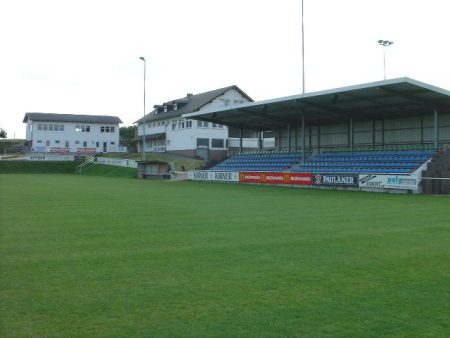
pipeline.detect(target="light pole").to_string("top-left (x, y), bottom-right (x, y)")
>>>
top-left (377, 40), bottom-right (393, 80)
top-left (139, 56), bottom-right (146, 160)
top-left (301, 0), bottom-right (305, 94)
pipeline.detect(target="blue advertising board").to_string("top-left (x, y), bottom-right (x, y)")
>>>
top-left (312, 173), bottom-right (359, 187)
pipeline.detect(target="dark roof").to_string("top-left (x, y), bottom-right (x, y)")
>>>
top-left (23, 113), bottom-right (122, 124)
top-left (134, 85), bottom-right (253, 124)
top-left (183, 77), bottom-right (450, 130)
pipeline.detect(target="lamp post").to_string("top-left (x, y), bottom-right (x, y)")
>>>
top-left (377, 40), bottom-right (393, 80)
top-left (139, 56), bottom-right (146, 160)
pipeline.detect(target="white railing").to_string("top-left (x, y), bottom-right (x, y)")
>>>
top-left (96, 157), bottom-right (138, 168)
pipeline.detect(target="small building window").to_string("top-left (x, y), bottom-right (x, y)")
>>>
top-left (197, 138), bottom-right (209, 147)
top-left (212, 139), bottom-right (224, 148)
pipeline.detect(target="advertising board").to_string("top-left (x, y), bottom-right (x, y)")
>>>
top-left (359, 174), bottom-right (418, 190)
top-left (312, 173), bottom-right (359, 187)
top-left (76, 148), bottom-right (96, 154)
top-left (188, 171), bottom-right (239, 182)
top-left (239, 172), bottom-right (312, 185)
top-left (27, 154), bottom-right (75, 161)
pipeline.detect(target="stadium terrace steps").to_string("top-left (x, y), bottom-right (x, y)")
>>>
top-left (421, 148), bottom-right (450, 194)
top-left (210, 150), bottom-right (436, 175)
top-left (293, 150), bottom-right (435, 174)
top-left (211, 153), bottom-right (303, 172)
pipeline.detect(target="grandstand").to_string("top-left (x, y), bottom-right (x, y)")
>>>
top-left (184, 78), bottom-right (450, 193)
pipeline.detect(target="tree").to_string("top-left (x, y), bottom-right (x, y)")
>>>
top-left (0, 128), bottom-right (6, 139)
top-left (119, 126), bottom-right (137, 152)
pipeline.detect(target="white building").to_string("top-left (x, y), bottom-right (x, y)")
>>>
top-left (23, 113), bottom-right (122, 154)
top-left (134, 85), bottom-right (253, 160)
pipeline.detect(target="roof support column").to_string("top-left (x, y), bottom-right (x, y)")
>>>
top-left (278, 130), bottom-right (282, 152)
top-left (372, 120), bottom-right (376, 150)
top-left (381, 119), bottom-right (385, 150)
top-left (258, 131), bottom-right (263, 152)
top-left (420, 115), bottom-right (424, 144)
top-left (349, 118), bottom-right (354, 151)
top-left (287, 123), bottom-right (291, 153)
top-left (239, 128), bottom-right (243, 155)
top-left (301, 112), bottom-right (305, 164)
top-left (433, 109), bottom-right (439, 150)
top-left (317, 125), bottom-right (321, 154)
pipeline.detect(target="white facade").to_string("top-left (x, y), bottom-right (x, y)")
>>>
top-left (136, 87), bottom-right (251, 156)
top-left (24, 114), bottom-right (122, 154)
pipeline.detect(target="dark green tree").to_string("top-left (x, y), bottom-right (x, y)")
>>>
top-left (119, 126), bottom-right (137, 152)
top-left (0, 128), bottom-right (6, 139)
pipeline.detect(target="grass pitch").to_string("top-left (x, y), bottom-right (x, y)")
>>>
top-left (1, 174), bottom-right (449, 337)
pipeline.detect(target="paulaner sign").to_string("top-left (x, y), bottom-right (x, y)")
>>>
top-left (188, 171), bottom-right (239, 182)
top-left (312, 174), bottom-right (359, 187)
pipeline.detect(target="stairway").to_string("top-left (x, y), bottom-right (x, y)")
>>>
top-left (421, 147), bottom-right (450, 194)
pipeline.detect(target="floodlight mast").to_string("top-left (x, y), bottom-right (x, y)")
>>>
top-left (378, 40), bottom-right (394, 80)
top-left (301, 0), bottom-right (305, 94)
top-left (139, 57), bottom-right (146, 160)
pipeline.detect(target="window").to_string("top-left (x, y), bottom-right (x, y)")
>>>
top-left (212, 138), bottom-right (224, 148)
top-left (55, 140), bottom-right (60, 144)
top-left (60, 125), bottom-right (64, 131)
top-left (43, 124), bottom-right (48, 131)
top-left (172, 121), bottom-right (176, 130)
top-left (233, 100), bottom-right (244, 105)
top-left (197, 138), bottom-right (209, 147)
top-left (96, 142), bottom-right (99, 147)
top-left (111, 141), bottom-right (115, 145)
top-left (174, 103), bottom-right (178, 111)
top-left (49, 124), bottom-right (54, 131)
top-left (186, 120), bottom-right (192, 128)
top-left (197, 120), bottom-right (202, 127)
top-left (83, 141), bottom-right (87, 147)
top-left (38, 124), bottom-right (43, 131)
top-left (65, 141), bottom-right (69, 147)
top-left (212, 123), bottom-right (217, 128)
top-left (75, 140), bottom-right (80, 145)
top-left (100, 126), bottom-right (113, 133)
top-left (220, 98), bottom-right (230, 107)
top-left (37, 140), bottom-right (42, 144)
top-left (76, 125), bottom-right (81, 132)
top-left (218, 124), bottom-right (224, 128)
top-left (46, 140), bottom-right (50, 146)
top-left (54, 124), bottom-right (59, 131)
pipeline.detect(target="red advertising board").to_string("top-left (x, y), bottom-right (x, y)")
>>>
top-left (239, 172), bottom-right (312, 185)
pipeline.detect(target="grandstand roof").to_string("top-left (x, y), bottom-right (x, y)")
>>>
top-left (183, 78), bottom-right (450, 131)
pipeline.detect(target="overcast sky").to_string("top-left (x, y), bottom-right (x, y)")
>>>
top-left (1, 0), bottom-right (449, 138)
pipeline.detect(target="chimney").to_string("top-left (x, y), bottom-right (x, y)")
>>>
top-left (186, 93), bottom-right (193, 97)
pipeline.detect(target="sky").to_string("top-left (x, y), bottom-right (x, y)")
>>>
top-left (1, 0), bottom-right (449, 139)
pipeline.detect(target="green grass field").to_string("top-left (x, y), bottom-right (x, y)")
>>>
top-left (1, 174), bottom-right (449, 337)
